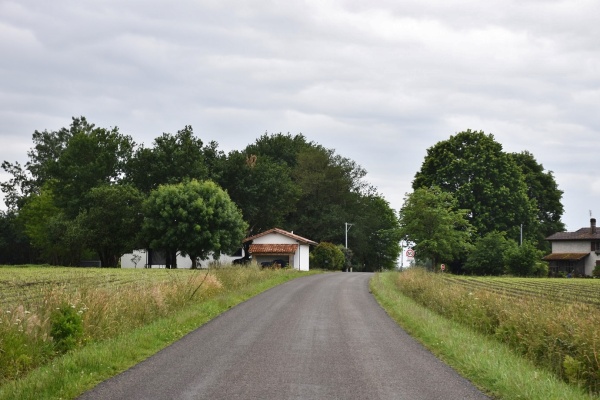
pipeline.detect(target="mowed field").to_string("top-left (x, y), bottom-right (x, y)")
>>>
top-left (442, 274), bottom-right (600, 307)
top-left (0, 266), bottom-right (206, 310)
top-left (0, 264), bottom-right (310, 398)
top-left (394, 269), bottom-right (600, 395)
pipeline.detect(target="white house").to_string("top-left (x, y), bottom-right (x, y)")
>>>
top-left (120, 249), bottom-right (243, 269)
top-left (543, 218), bottom-right (600, 276)
top-left (243, 228), bottom-right (317, 271)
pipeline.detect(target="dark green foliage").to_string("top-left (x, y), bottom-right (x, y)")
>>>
top-left (352, 195), bottom-right (402, 271)
top-left (80, 184), bottom-right (144, 267)
top-left (464, 232), bottom-right (515, 275)
top-left (310, 242), bottom-right (345, 270)
top-left (217, 151), bottom-right (299, 234)
top-left (50, 303), bottom-right (84, 353)
top-left (399, 186), bottom-right (474, 271)
top-left (504, 240), bottom-right (546, 277)
top-left (126, 126), bottom-right (209, 193)
top-left (509, 151), bottom-right (565, 249)
top-left (141, 180), bottom-right (248, 268)
top-left (0, 210), bottom-right (35, 264)
top-left (413, 130), bottom-right (538, 243)
top-left (244, 132), bottom-right (313, 168)
top-left (46, 119), bottom-right (135, 217)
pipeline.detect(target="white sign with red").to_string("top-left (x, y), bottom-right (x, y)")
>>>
top-left (441, 264), bottom-right (446, 271)
top-left (406, 249), bottom-right (415, 257)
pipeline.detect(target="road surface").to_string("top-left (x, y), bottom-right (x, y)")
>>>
top-left (79, 273), bottom-right (489, 400)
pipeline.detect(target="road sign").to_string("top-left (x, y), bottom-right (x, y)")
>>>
top-left (406, 249), bottom-right (415, 257)
top-left (441, 264), bottom-right (446, 271)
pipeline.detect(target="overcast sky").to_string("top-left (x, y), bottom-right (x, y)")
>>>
top-left (1, 0), bottom-right (599, 232)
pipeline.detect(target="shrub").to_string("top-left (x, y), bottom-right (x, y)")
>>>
top-left (50, 303), bottom-right (84, 353)
top-left (504, 240), bottom-right (543, 276)
top-left (310, 242), bottom-right (345, 270)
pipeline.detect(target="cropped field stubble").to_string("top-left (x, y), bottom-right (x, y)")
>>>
top-left (0, 265), bottom-right (301, 386)
top-left (395, 268), bottom-right (600, 395)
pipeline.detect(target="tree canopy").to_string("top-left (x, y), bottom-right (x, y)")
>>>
top-left (141, 180), bottom-right (248, 268)
top-left (413, 130), bottom-right (544, 243)
top-left (399, 186), bottom-right (473, 271)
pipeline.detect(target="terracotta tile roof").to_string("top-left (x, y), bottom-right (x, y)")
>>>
top-left (249, 244), bottom-right (298, 254)
top-left (546, 228), bottom-right (600, 241)
top-left (542, 253), bottom-right (589, 261)
top-left (243, 228), bottom-right (317, 245)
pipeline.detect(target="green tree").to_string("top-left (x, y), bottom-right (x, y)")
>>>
top-left (1, 117), bottom-right (93, 210)
top-left (46, 120), bottom-right (135, 217)
top-left (464, 231), bottom-right (515, 275)
top-left (399, 186), bottom-right (473, 271)
top-left (127, 126), bottom-right (209, 194)
top-left (141, 180), bottom-right (248, 269)
top-left (217, 151), bottom-right (299, 234)
top-left (310, 242), bottom-right (345, 270)
top-left (413, 130), bottom-right (537, 243)
top-left (509, 151), bottom-right (565, 247)
top-left (504, 240), bottom-right (546, 277)
top-left (80, 184), bottom-right (144, 267)
top-left (19, 188), bottom-right (89, 265)
top-left (0, 210), bottom-right (34, 264)
top-left (244, 132), bottom-right (313, 168)
top-left (289, 146), bottom-right (366, 242)
top-left (351, 195), bottom-right (402, 271)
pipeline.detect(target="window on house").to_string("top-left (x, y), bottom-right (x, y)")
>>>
top-left (592, 241), bottom-right (600, 251)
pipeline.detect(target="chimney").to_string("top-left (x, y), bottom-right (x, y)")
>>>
top-left (592, 218), bottom-right (597, 234)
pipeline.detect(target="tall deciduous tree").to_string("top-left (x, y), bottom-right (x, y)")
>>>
top-left (509, 151), bottom-right (565, 247)
top-left (351, 195), bottom-right (402, 271)
top-left (1, 117), bottom-right (102, 210)
top-left (19, 189), bottom-right (89, 266)
top-left (289, 146), bottom-right (365, 243)
top-left (0, 210), bottom-right (34, 264)
top-left (80, 184), bottom-right (144, 267)
top-left (141, 180), bottom-right (247, 269)
top-left (413, 130), bottom-right (537, 243)
top-left (399, 186), bottom-right (473, 271)
top-left (126, 126), bottom-right (208, 194)
top-left (47, 120), bottom-right (135, 217)
top-left (217, 151), bottom-right (299, 234)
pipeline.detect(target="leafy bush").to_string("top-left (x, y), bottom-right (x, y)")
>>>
top-left (310, 242), bottom-right (345, 270)
top-left (50, 303), bottom-right (83, 353)
top-left (504, 240), bottom-right (545, 276)
top-left (464, 231), bottom-right (514, 275)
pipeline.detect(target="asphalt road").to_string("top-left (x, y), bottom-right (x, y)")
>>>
top-left (78, 273), bottom-right (490, 400)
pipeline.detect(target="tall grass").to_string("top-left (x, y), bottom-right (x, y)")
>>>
top-left (395, 268), bottom-right (600, 395)
top-left (0, 265), bottom-right (299, 386)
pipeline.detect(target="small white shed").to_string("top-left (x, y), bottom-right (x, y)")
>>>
top-left (243, 228), bottom-right (317, 271)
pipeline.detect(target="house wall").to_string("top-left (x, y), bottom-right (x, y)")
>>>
top-left (253, 233), bottom-right (297, 245)
top-left (120, 250), bottom-right (239, 269)
top-left (553, 242), bottom-right (590, 253)
top-left (293, 244), bottom-right (310, 271)
top-left (551, 241), bottom-right (599, 276)
top-left (253, 232), bottom-right (311, 271)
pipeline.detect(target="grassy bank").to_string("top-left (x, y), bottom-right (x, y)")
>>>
top-left (371, 270), bottom-right (597, 400)
top-left (0, 265), bottom-right (315, 400)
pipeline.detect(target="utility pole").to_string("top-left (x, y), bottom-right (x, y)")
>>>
top-left (345, 223), bottom-right (353, 272)
top-left (345, 222), bottom-right (353, 249)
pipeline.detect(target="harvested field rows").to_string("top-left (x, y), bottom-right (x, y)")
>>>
top-left (441, 275), bottom-right (600, 307)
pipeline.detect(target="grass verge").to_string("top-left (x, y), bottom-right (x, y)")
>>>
top-left (0, 269), bottom-right (315, 400)
top-left (370, 271), bottom-right (597, 400)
